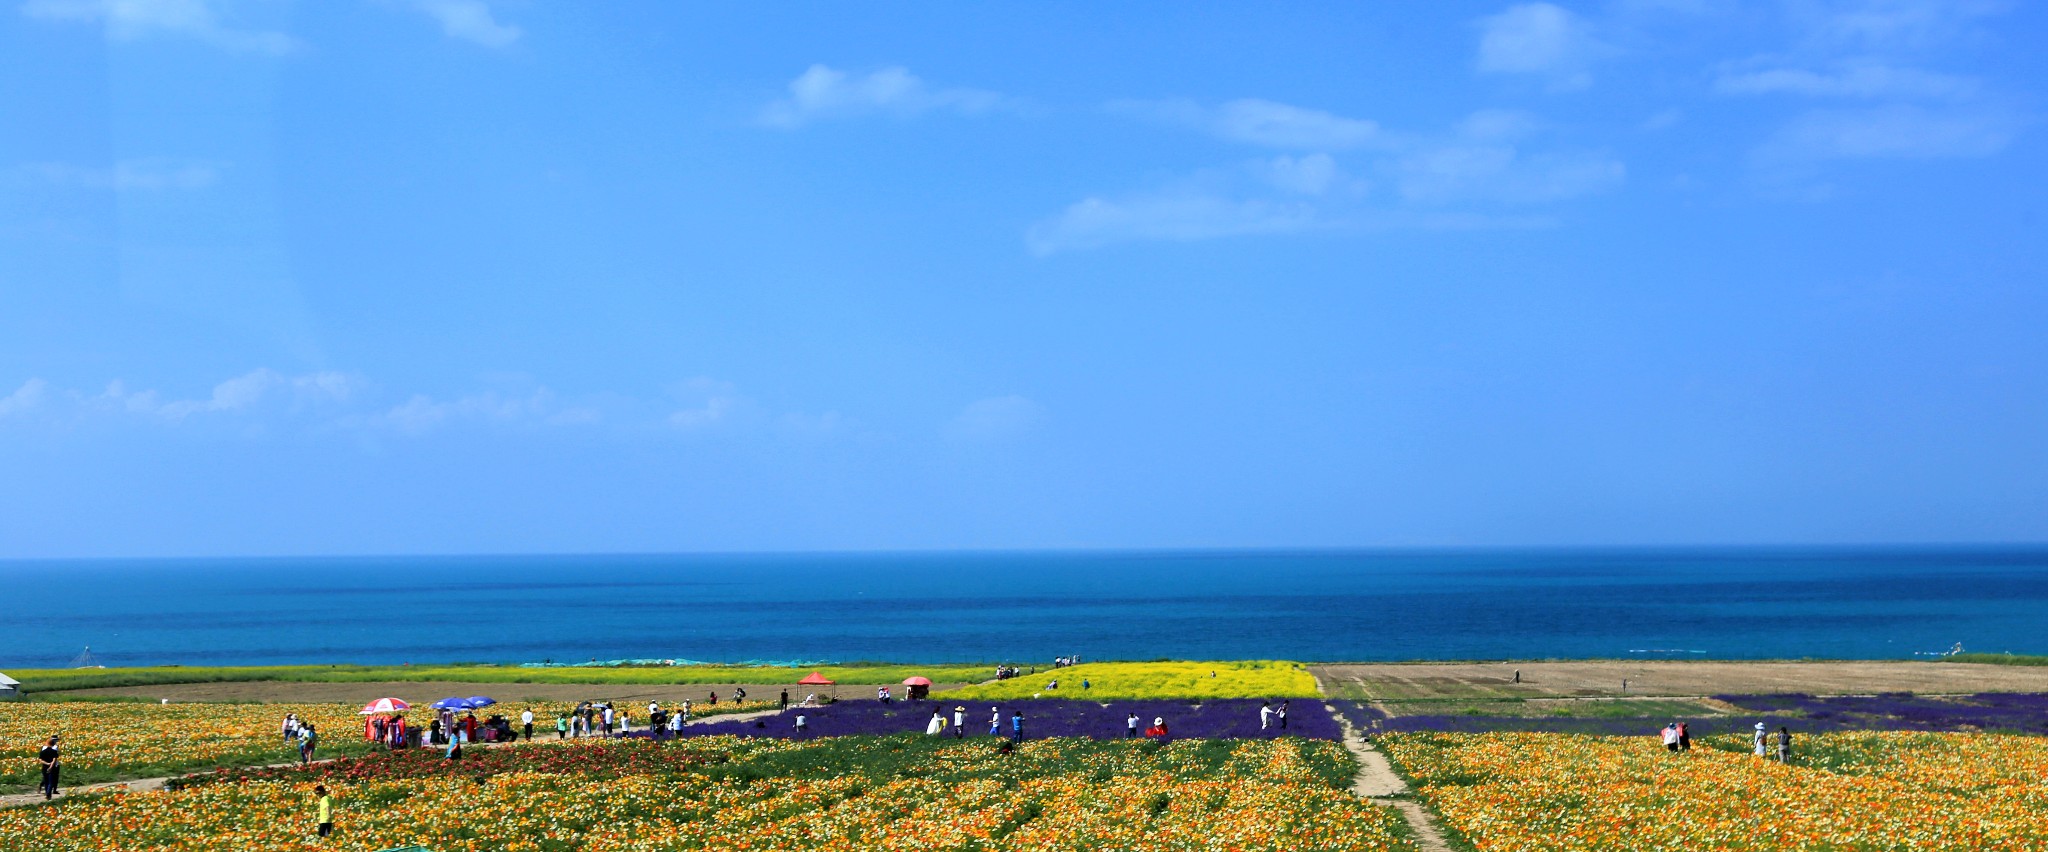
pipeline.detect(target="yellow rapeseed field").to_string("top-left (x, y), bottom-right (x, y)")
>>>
top-left (946, 660), bottom-right (1319, 700)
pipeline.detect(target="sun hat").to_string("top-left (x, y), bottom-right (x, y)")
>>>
top-left (1153, 717), bottom-right (1163, 725)
top-left (1755, 722), bottom-right (1766, 729)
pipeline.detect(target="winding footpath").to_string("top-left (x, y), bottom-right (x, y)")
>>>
top-left (1313, 673), bottom-right (1456, 852)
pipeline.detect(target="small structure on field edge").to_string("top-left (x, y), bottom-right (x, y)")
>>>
top-left (902, 676), bottom-right (933, 700)
top-left (0, 672), bottom-right (19, 699)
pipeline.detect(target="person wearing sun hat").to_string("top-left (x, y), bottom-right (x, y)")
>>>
top-left (1752, 722), bottom-right (1768, 757)
top-left (952, 705), bottom-right (966, 738)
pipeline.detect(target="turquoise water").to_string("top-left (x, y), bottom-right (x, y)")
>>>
top-left (0, 548), bottom-right (2043, 667)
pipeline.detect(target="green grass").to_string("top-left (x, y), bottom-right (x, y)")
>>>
top-left (9, 663), bottom-right (998, 693)
top-left (1945, 653), bottom-right (2048, 667)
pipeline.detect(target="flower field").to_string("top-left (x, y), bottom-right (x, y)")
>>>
top-left (1, 735), bottom-right (1414, 852)
top-left (945, 661), bottom-right (1318, 701)
top-left (1379, 731), bottom-right (2048, 851)
top-left (0, 702), bottom-right (379, 792)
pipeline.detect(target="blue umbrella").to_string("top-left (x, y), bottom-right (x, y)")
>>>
top-left (465, 696), bottom-right (498, 708)
top-left (430, 697), bottom-right (474, 710)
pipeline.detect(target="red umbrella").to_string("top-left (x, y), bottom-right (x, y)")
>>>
top-left (901, 677), bottom-right (933, 686)
top-left (359, 697), bottom-right (410, 715)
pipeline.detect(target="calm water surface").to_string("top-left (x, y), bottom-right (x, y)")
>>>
top-left (1, 548), bottom-right (2043, 667)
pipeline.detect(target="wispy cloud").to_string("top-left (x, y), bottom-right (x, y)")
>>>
top-left (22, 0), bottom-right (297, 54)
top-left (944, 395), bottom-right (1045, 444)
top-left (1033, 101), bottom-right (1618, 253)
top-left (402, 0), bottom-right (520, 47)
top-left (1474, 2), bottom-right (1605, 91)
top-left (759, 65), bottom-right (1006, 129)
top-left (1716, 60), bottom-right (1981, 100)
top-left (1755, 104), bottom-right (2019, 162)
top-left (24, 158), bottom-right (220, 191)
top-left (1111, 98), bottom-right (1384, 150)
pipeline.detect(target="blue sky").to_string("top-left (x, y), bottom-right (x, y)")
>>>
top-left (2, 1), bottom-right (2044, 557)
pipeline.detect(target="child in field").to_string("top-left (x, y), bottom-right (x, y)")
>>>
top-left (313, 785), bottom-right (334, 839)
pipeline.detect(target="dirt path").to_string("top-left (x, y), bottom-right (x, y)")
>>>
top-left (1314, 674), bottom-right (1455, 852)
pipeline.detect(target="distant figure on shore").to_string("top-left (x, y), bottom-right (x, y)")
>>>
top-left (1776, 727), bottom-right (1793, 763)
top-left (1752, 722), bottom-right (1767, 757)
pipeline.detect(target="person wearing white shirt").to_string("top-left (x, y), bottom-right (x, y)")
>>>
top-left (520, 709), bottom-right (535, 741)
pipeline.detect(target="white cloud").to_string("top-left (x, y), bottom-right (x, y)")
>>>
top-left (137, 369), bottom-right (360, 420)
top-left (759, 65), bottom-right (1005, 128)
top-left (1756, 104), bottom-right (2018, 162)
top-left (1716, 61), bottom-right (1981, 100)
top-left (22, 0), bottom-right (296, 54)
top-left (0, 379), bottom-right (49, 418)
top-left (1259, 153), bottom-right (1343, 195)
top-left (1395, 144), bottom-right (1625, 205)
top-left (1028, 192), bottom-right (1316, 255)
top-left (404, 0), bottom-right (519, 47)
top-left (25, 158), bottom-right (219, 190)
top-left (1801, 0), bottom-right (2005, 52)
top-left (376, 388), bottom-right (587, 434)
top-left (667, 377), bottom-right (741, 429)
top-left (1475, 2), bottom-right (1603, 90)
top-left (945, 395), bottom-right (1045, 444)
top-left (1115, 98), bottom-right (1384, 150)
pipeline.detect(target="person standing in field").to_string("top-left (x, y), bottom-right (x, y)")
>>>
top-left (1279, 701), bottom-right (1290, 730)
top-left (1011, 710), bottom-right (1025, 742)
top-left (521, 708), bottom-right (535, 741)
top-left (37, 736), bottom-right (60, 799)
top-left (952, 705), bottom-right (966, 739)
top-left (299, 724), bottom-right (319, 765)
top-left (1127, 712), bottom-right (1140, 738)
top-left (1661, 723), bottom-right (1680, 752)
top-left (313, 785), bottom-right (334, 839)
top-left (989, 706), bottom-right (1001, 736)
top-left (780, 690), bottom-right (789, 711)
top-left (1260, 701), bottom-right (1274, 731)
top-left (556, 713), bottom-right (569, 740)
top-left (926, 710), bottom-right (945, 735)
top-left (1777, 727), bottom-right (1792, 763)
top-left (1753, 722), bottom-right (1768, 757)
top-left (1677, 721), bottom-right (1692, 752)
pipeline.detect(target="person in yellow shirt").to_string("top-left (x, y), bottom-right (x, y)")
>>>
top-left (314, 785), bottom-right (334, 839)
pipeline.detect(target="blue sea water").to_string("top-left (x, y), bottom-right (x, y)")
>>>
top-left (0, 548), bottom-right (2044, 668)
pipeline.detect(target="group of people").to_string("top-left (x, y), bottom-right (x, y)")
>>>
top-left (281, 713), bottom-right (321, 764)
top-left (1659, 720), bottom-right (1794, 762)
top-left (1259, 700), bottom-right (1290, 731)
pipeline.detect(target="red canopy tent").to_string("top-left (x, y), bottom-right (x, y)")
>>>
top-left (902, 676), bottom-right (933, 700)
top-left (797, 672), bottom-right (835, 700)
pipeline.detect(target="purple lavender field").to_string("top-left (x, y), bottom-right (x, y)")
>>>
top-left (631, 698), bottom-right (1342, 741)
top-left (1334, 692), bottom-right (2048, 737)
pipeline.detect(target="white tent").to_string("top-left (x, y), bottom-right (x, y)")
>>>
top-left (0, 672), bottom-right (19, 698)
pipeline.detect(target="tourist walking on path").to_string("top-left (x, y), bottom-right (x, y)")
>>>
top-left (952, 705), bottom-right (966, 738)
top-left (1753, 723), bottom-right (1768, 757)
top-left (299, 724), bottom-right (319, 765)
top-left (522, 708), bottom-right (535, 741)
top-left (37, 736), bottom-right (60, 800)
top-left (1777, 727), bottom-right (1793, 763)
top-left (313, 785), bottom-right (334, 839)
